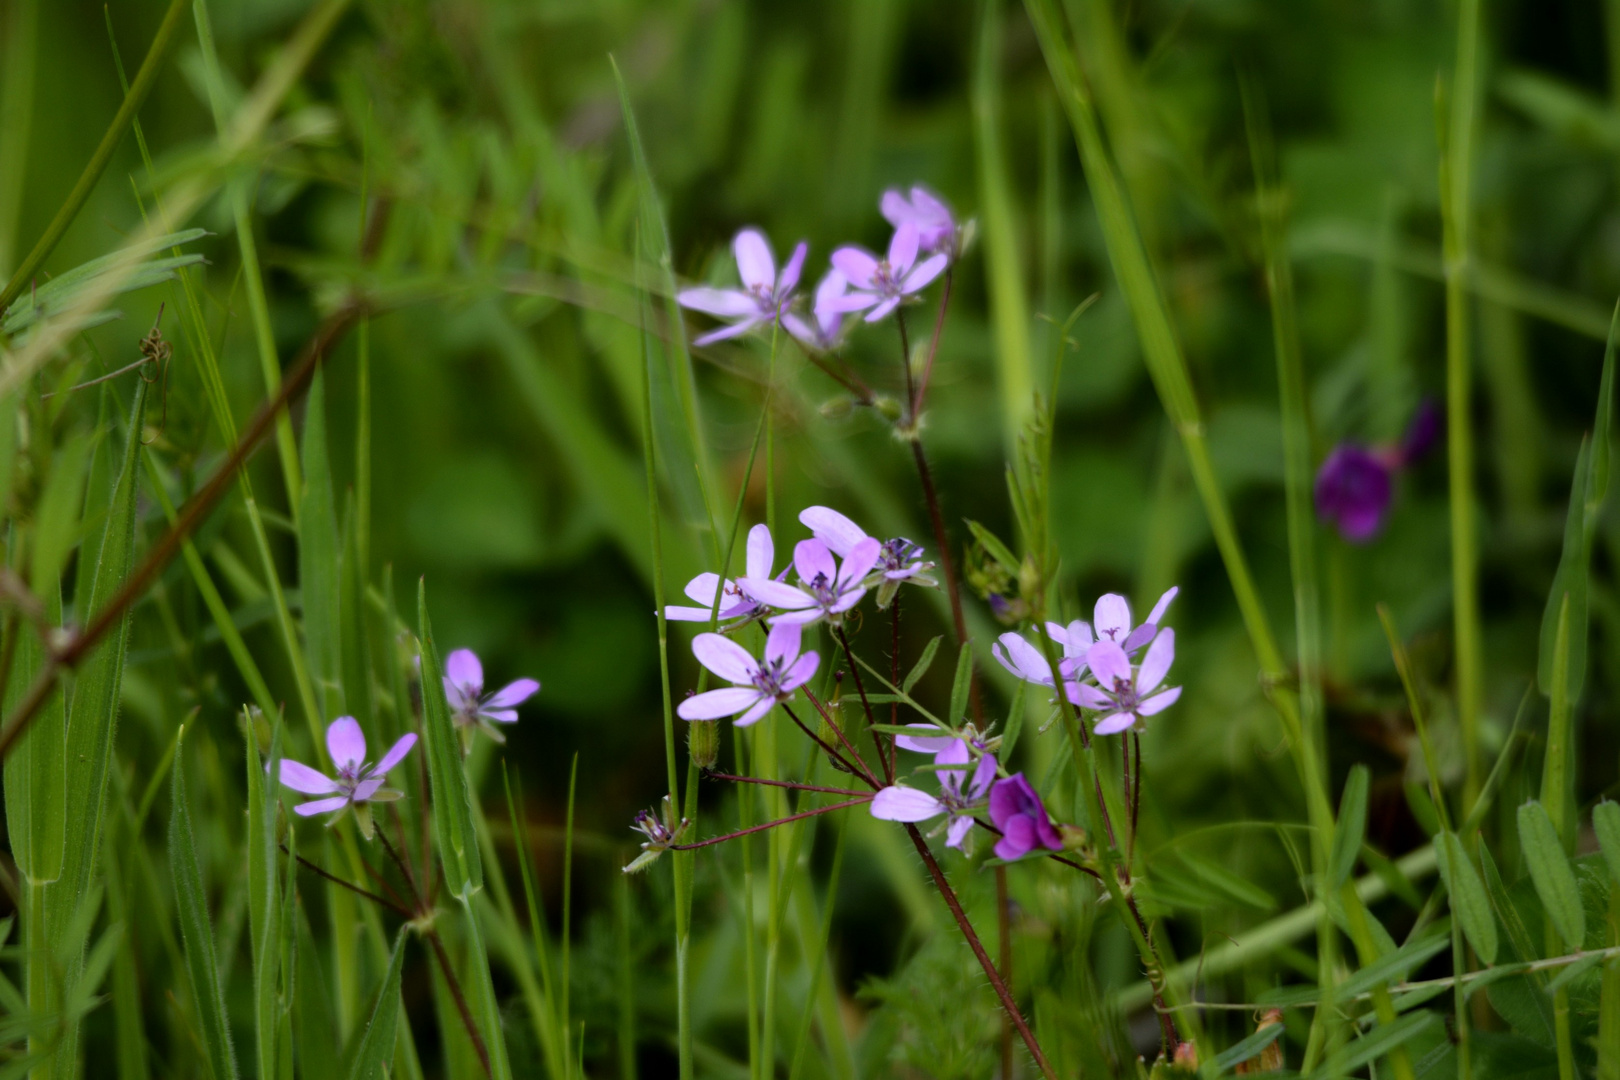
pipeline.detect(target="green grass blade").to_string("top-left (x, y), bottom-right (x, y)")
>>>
top-left (248, 715), bottom-right (282, 1080)
top-left (346, 928), bottom-right (408, 1080)
top-left (1519, 801), bottom-right (1586, 952)
top-left (1436, 830), bottom-right (1498, 965)
top-left (417, 579), bottom-right (482, 898)
top-left (169, 729), bottom-right (240, 1080)
top-left (1597, 802), bottom-right (1620, 885)
top-left (1330, 766), bottom-right (1370, 891)
top-left (1543, 594), bottom-right (1575, 849)
top-left (1313, 1012), bottom-right (1438, 1080)
top-left (300, 366), bottom-right (344, 718)
top-left (459, 898), bottom-right (515, 1080)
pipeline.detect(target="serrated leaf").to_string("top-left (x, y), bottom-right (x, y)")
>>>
top-left (903, 636), bottom-right (942, 694)
top-left (948, 639), bottom-right (974, 723)
top-left (418, 579), bottom-right (482, 897)
top-left (1594, 802), bottom-right (1620, 885)
top-left (1331, 765), bottom-right (1370, 890)
top-left (346, 928), bottom-right (408, 1080)
top-left (1436, 829), bottom-right (1499, 964)
top-left (1520, 800), bottom-right (1586, 951)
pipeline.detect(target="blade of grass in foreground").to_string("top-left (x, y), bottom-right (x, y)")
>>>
top-left (347, 928), bottom-right (409, 1080)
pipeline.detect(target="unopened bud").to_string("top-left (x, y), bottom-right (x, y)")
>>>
top-left (1236, 1010), bottom-right (1285, 1074)
top-left (1016, 555), bottom-right (1042, 604)
top-left (1058, 823), bottom-right (1090, 853)
top-left (1172, 1042), bottom-right (1198, 1072)
top-left (688, 719), bottom-right (719, 769)
top-left (875, 395), bottom-right (903, 422)
top-left (820, 395), bottom-right (854, 420)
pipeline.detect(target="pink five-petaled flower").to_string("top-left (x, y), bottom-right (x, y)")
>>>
top-left (799, 505), bottom-right (935, 608)
top-left (880, 185), bottom-right (959, 258)
top-left (783, 270), bottom-right (850, 352)
top-left (676, 622), bottom-right (820, 726)
top-left (443, 648), bottom-right (540, 745)
top-left (825, 221), bottom-right (949, 324)
top-left (1075, 631), bottom-right (1181, 736)
top-left (870, 739), bottom-right (997, 850)
top-left (1042, 587), bottom-right (1179, 677)
top-left (275, 717), bottom-right (417, 824)
top-left (988, 773), bottom-right (1063, 861)
top-left (665, 524), bottom-right (779, 627)
top-left (677, 229), bottom-right (808, 347)
top-left (991, 631), bottom-right (1085, 703)
top-left (740, 537), bottom-right (880, 627)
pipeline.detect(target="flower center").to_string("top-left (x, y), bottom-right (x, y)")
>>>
top-left (873, 260), bottom-right (901, 295)
top-left (880, 537), bottom-right (922, 571)
top-left (750, 657), bottom-right (793, 698)
top-left (806, 571), bottom-right (838, 607)
top-left (1107, 675), bottom-right (1139, 710)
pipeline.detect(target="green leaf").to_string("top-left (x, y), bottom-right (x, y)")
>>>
top-left (1436, 829), bottom-right (1499, 965)
top-left (1330, 765), bottom-right (1370, 890)
top-left (29, 430), bottom-right (91, 597)
top-left (418, 578), bottom-right (482, 898)
top-left (300, 365), bottom-right (343, 718)
top-left (903, 636), bottom-right (942, 694)
top-left (346, 928), bottom-right (408, 1080)
top-left (948, 639), bottom-right (974, 724)
top-left (1315, 1011), bottom-right (1437, 1078)
top-left (459, 897), bottom-right (514, 1080)
top-left (169, 730), bottom-right (240, 1080)
top-left (3, 579), bottom-right (64, 884)
top-left (964, 519), bottom-right (1019, 575)
top-left (1212, 1020), bottom-right (1285, 1075)
top-left (339, 493), bottom-right (373, 728)
top-left (1594, 802), bottom-right (1620, 885)
top-left (1000, 677), bottom-right (1027, 760)
top-left (1479, 842), bottom-right (1540, 965)
top-left (247, 716), bottom-right (281, 1080)
top-left (1520, 800), bottom-right (1586, 952)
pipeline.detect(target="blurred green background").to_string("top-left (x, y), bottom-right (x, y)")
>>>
top-left (4, 0), bottom-right (1620, 1074)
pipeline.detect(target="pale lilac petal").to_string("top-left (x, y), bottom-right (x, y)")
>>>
top-left (1144, 586), bottom-right (1179, 627)
top-left (827, 586), bottom-right (867, 613)
top-left (665, 604), bottom-right (720, 622)
top-left (734, 229), bottom-right (775, 293)
top-left (782, 313), bottom-right (819, 348)
top-left (693, 316), bottom-right (764, 347)
top-left (678, 687), bottom-right (763, 720)
top-left (326, 717), bottom-right (366, 769)
top-left (1137, 628), bottom-right (1175, 695)
top-left (278, 759), bottom-right (338, 795)
top-left (353, 777), bottom-right (386, 803)
top-left (895, 724), bottom-right (956, 753)
top-left (738, 577), bottom-right (813, 610)
top-left (370, 733), bottom-right (418, 776)
top-left (779, 242), bottom-right (808, 293)
top-left (870, 787), bottom-right (945, 822)
top-left (1086, 641), bottom-right (1132, 689)
top-left (780, 651), bottom-right (820, 691)
top-left (746, 524), bottom-right (774, 580)
top-left (294, 795), bottom-right (351, 817)
top-left (945, 815), bottom-right (975, 849)
top-left (445, 649), bottom-right (484, 694)
top-left (486, 678), bottom-right (540, 708)
top-left (683, 572), bottom-right (723, 607)
top-left (934, 739), bottom-right (971, 767)
top-left (880, 188), bottom-right (912, 227)
top-left (677, 287), bottom-right (757, 317)
top-left (1093, 711), bottom-right (1136, 736)
top-left (863, 296), bottom-right (901, 323)
top-left (888, 221), bottom-right (919, 275)
top-left (1044, 621), bottom-right (1072, 649)
top-left (1069, 621), bottom-right (1096, 650)
top-left (1093, 594), bottom-right (1133, 642)
top-left (1072, 683), bottom-right (1113, 710)
top-left (910, 185), bottom-right (951, 223)
top-left (995, 633), bottom-right (1052, 684)
top-left (443, 677), bottom-right (476, 712)
top-left (765, 621), bottom-right (803, 667)
top-left (481, 709), bottom-right (520, 724)
top-left (799, 506), bottom-right (867, 558)
top-left (815, 269), bottom-right (848, 307)
top-left (837, 537), bottom-right (882, 588)
top-left (968, 754), bottom-right (998, 800)
top-left (1122, 624), bottom-right (1159, 652)
top-left (1138, 686), bottom-right (1182, 716)
top-left (822, 291), bottom-right (881, 314)
top-left (735, 696), bottom-right (777, 726)
top-left (767, 607), bottom-right (825, 626)
top-left (691, 633), bottom-right (758, 684)
top-left (901, 252), bottom-right (948, 293)
top-left (794, 539), bottom-right (838, 585)
top-left (830, 246), bottom-right (880, 287)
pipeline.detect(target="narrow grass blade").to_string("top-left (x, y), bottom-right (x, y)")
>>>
top-left (460, 898), bottom-right (515, 1080)
top-left (1542, 594), bottom-right (1575, 848)
top-left (1331, 766), bottom-right (1370, 891)
top-left (346, 928), bottom-right (408, 1080)
top-left (248, 716), bottom-right (282, 1080)
top-left (1436, 830), bottom-right (1498, 964)
top-left (300, 366), bottom-right (344, 718)
top-left (902, 636), bottom-right (942, 695)
top-left (947, 640), bottom-right (974, 726)
top-left (169, 729), bottom-right (240, 1080)
top-left (1520, 801), bottom-right (1586, 951)
top-left (418, 579), bottom-right (482, 898)
top-left (1596, 802), bottom-right (1620, 885)
top-left (1314, 1012), bottom-right (1438, 1079)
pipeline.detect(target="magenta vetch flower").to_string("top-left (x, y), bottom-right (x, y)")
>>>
top-left (870, 739), bottom-right (997, 850)
top-left (988, 773), bottom-right (1063, 860)
top-left (665, 524), bottom-right (779, 626)
top-left (677, 622), bottom-right (820, 726)
top-left (881, 185), bottom-right (958, 257)
top-left (783, 270), bottom-right (850, 352)
top-left (443, 648), bottom-right (540, 744)
top-left (1075, 631), bottom-right (1181, 736)
top-left (678, 229), bottom-right (807, 347)
top-left (740, 537), bottom-right (880, 626)
top-left (275, 717), bottom-right (417, 824)
top-left (1315, 399), bottom-right (1442, 543)
top-left (799, 505), bottom-right (935, 608)
top-left (825, 222), bottom-right (949, 324)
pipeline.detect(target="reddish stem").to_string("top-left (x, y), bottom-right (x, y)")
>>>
top-left (670, 797), bottom-right (871, 849)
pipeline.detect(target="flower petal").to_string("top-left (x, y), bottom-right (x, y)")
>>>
top-left (995, 816), bottom-right (1036, 860)
top-left (880, 188), bottom-right (913, 227)
top-left (821, 291), bottom-right (881, 314)
top-left (746, 524), bottom-right (774, 580)
top-left (735, 695), bottom-right (777, 726)
top-left (678, 687), bottom-right (763, 721)
top-left (371, 733), bottom-right (418, 776)
top-left (481, 709), bottom-right (520, 724)
top-left (764, 621), bottom-right (803, 667)
top-left (901, 252), bottom-right (947, 293)
top-left (793, 539), bottom-right (837, 586)
top-left (934, 739), bottom-right (971, 767)
top-left (767, 607), bottom-right (825, 626)
top-left (486, 678), bottom-right (540, 709)
top-left (828, 586), bottom-right (867, 613)
top-left (782, 312), bottom-right (819, 348)
top-left (895, 725), bottom-right (956, 753)
top-left (693, 316), bottom-right (763, 347)
top-left (664, 604), bottom-right (720, 622)
top-left (734, 228), bottom-right (775, 293)
top-left (1138, 686), bottom-right (1182, 716)
top-left (294, 795), bottom-right (351, 817)
top-left (1137, 628), bottom-right (1175, 695)
top-left (830, 246), bottom-right (879, 288)
top-left (837, 537), bottom-right (882, 589)
top-left (738, 577), bottom-right (813, 610)
top-left (353, 777), bottom-right (386, 803)
top-left (1093, 594), bottom-right (1133, 642)
top-left (994, 633), bottom-right (1052, 685)
top-left (815, 269), bottom-right (849, 309)
top-left (1071, 683), bottom-right (1113, 710)
top-left (1093, 711), bottom-right (1135, 736)
top-left (691, 633), bottom-right (758, 685)
top-left (862, 296), bottom-right (901, 323)
top-left (677, 287), bottom-right (757, 317)
top-left (683, 572), bottom-right (723, 607)
top-left (888, 221), bottom-right (919, 274)
top-left (278, 759), bottom-right (337, 795)
top-left (968, 753), bottom-right (998, 800)
top-left (445, 649), bottom-right (483, 694)
top-left (1144, 585), bottom-right (1179, 628)
top-left (779, 241), bottom-right (808, 293)
top-left (326, 716), bottom-right (366, 770)
top-left (946, 814), bottom-right (975, 850)
top-left (1086, 640), bottom-right (1132, 690)
top-left (870, 786), bottom-right (946, 822)
top-left (781, 651), bottom-right (820, 691)
top-left (799, 505), bottom-right (868, 558)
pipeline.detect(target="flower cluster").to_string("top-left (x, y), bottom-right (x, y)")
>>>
top-left (1315, 399), bottom-right (1441, 542)
top-left (677, 185), bottom-right (961, 352)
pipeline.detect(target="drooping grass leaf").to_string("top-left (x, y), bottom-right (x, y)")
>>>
top-left (1315, 1011), bottom-right (1438, 1078)
top-left (1519, 801), bottom-right (1585, 952)
top-left (1331, 765), bottom-right (1370, 891)
top-left (0, 230), bottom-right (206, 335)
top-left (1436, 830), bottom-right (1498, 965)
top-left (418, 578), bottom-right (482, 898)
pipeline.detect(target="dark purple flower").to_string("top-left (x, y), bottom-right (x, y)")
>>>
top-left (678, 229), bottom-right (807, 347)
top-left (1399, 398), bottom-right (1443, 465)
top-left (1315, 445), bottom-right (1395, 542)
top-left (988, 773), bottom-right (1063, 860)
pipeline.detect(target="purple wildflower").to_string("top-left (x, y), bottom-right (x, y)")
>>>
top-left (665, 524), bottom-right (779, 626)
top-left (880, 185), bottom-right (959, 257)
top-left (870, 739), bottom-right (997, 850)
top-left (678, 229), bottom-right (807, 347)
top-left (739, 537), bottom-right (880, 626)
top-left (990, 631), bottom-right (1085, 704)
top-left (275, 717), bottom-right (417, 826)
top-left (1088, 587), bottom-right (1178, 652)
top-left (1074, 631), bottom-right (1181, 736)
top-left (988, 773), bottom-right (1063, 860)
top-left (676, 622), bottom-right (820, 726)
top-left (894, 723), bottom-right (958, 753)
top-left (1315, 445), bottom-right (1395, 542)
top-left (1400, 398), bottom-right (1443, 464)
top-left (783, 270), bottom-right (850, 352)
top-left (443, 648), bottom-right (540, 745)
top-left (825, 222), bottom-right (949, 324)
top-left (799, 505), bottom-right (935, 608)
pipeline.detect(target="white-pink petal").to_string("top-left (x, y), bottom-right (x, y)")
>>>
top-left (445, 649), bottom-right (483, 693)
top-left (278, 759), bottom-right (337, 795)
top-left (677, 287), bottom-right (757, 317)
top-left (1093, 594), bottom-right (1133, 642)
top-left (735, 696), bottom-right (777, 726)
top-left (799, 506), bottom-right (868, 558)
top-left (1137, 629), bottom-right (1175, 695)
top-left (895, 724), bottom-right (955, 753)
top-left (326, 717), bottom-right (366, 770)
top-left (738, 577), bottom-right (813, 610)
top-left (691, 633), bottom-right (758, 685)
top-left (734, 229), bottom-right (775, 293)
top-left (294, 795), bottom-right (351, 817)
top-left (838, 537), bottom-right (882, 587)
top-left (870, 786), bottom-right (945, 822)
top-left (764, 621), bottom-right (802, 667)
top-left (678, 686), bottom-right (762, 721)
top-left (830, 247), bottom-right (880, 288)
top-left (1138, 686), bottom-right (1182, 716)
top-left (371, 733), bottom-right (418, 776)
top-left (1093, 711), bottom-right (1135, 736)
top-left (746, 524), bottom-right (774, 580)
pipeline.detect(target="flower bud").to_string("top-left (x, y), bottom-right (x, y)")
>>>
top-left (688, 719), bottom-right (719, 770)
top-left (1172, 1042), bottom-right (1198, 1072)
top-left (875, 395), bottom-right (903, 422)
top-left (820, 395), bottom-right (854, 420)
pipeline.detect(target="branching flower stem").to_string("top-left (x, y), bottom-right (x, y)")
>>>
top-left (670, 798), bottom-right (872, 849)
top-left (781, 700), bottom-right (878, 788)
top-left (702, 771), bottom-right (871, 798)
top-left (832, 628), bottom-right (892, 784)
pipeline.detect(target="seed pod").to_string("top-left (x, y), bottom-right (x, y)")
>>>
top-left (688, 719), bottom-right (719, 770)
